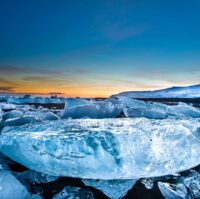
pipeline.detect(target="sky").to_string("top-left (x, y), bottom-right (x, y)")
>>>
top-left (0, 0), bottom-right (200, 97)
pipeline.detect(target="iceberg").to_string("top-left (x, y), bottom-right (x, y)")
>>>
top-left (7, 96), bottom-right (65, 105)
top-left (16, 170), bottom-right (58, 185)
top-left (62, 101), bottom-right (121, 119)
top-left (0, 170), bottom-right (31, 199)
top-left (52, 186), bottom-right (94, 199)
top-left (141, 178), bottom-right (154, 189)
top-left (181, 170), bottom-right (200, 198)
top-left (43, 112), bottom-right (60, 120)
top-left (0, 118), bottom-right (200, 179)
top-left (166, 103), bottom-right (200, 118)
top-left (82, 179), bottom-right (137, 199)
top-left (31, 194), bottom-right (43, 199)
top-left (158, 182), bottom-right (188, 199)
top-left (123, 107), bottom-right (167, 119)
top-left (0, 103), bottom-right (16, 111)
top-left (4, 116), bottom-right (36, 127)
top-left (64, 98), bottom-right (90, 109)
top-left (2, 110), bottom-right (23, 120)
top-left (115, 96), bottom-right (200, 119)
top-left (116, 96), bottom-right (147, 108)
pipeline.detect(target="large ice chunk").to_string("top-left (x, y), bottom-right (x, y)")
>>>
top-left (82, 179), bottom-right (137, 199)
top-left (52, 186), bottom-right (94, 199)
top-left (167, 103), bottom-right (200, 118)
top-left (2, 110), bottom-right (23, 120)
top-left (43, 112), bottom-right (60, 120)
top-left (181, 170), bottom-right (200, 198)
top-left (0, 118), bottom-right (200, 179)
top-left (123, 107), bottom-right (167, 119)
top-left (0, 170), bottom-right (31, 199)
top-left (4, 116), bottom-right (36, 127)
top-left (7, 95), bottom-right (65, 104)
top-left (64, 98), bottom-right (90, 109)
top-left (62, 101), bottom-right (121, 119)
top-left (116, 96), bottom-right (200, 119)
top-left (158, 182), bottom-right (188, 199)
top-left (117, 96), bottom-right (147, 108)
top-left (16, 170), bottom-right (58, 185)
top-left (112, 84), bottom-right (200, 98)
top-left (141, 178), bottom-right (154, 189)
top-left (0, 103), bottom-right (16, 111)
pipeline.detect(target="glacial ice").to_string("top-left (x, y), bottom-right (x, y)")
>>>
top-left (113, 84), bottom-right (200, 98)
top-left (64, 98), bottom-right (90, 109)
top-left (123, 107), bottom-right (167, 119)
top-left (2, 110), bottom-right (23, 120)
top-left (7, 96), bottom-right (65, 105)
top-left (182, 170), bottom-right (200, 198)
top-left (16, 170), bottom-right (58, 185)
top-left (4, 116), bottom-right (37, 127)
top-left (117, 96), bottom-right (147, 108)
top-left (0, 170), bottom-right (31, 199)
top-left (114, 96), bottom-right (200, 119)
top-left (0, 118), bottom-right (200, 179)
top-left (62, 101), bottom-right (121, 119)
top-left (43, 112), bottom-right (60, 120)
top-left (82, 179), bottom-right (137, 199)
top-left (52, 186), bottom-right (94, 199)
top-left (158, 182), bottom-right (188, 199)
top-left (31, 194), bottom-right (43, 199)
top-left (141, 178), bottom-right (154, 189)
top-left (0, 103), bottom-right (16, 111)
top-left (166, 103), bottom-right (200, 118)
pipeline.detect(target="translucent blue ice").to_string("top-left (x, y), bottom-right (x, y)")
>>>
top-left (0, 118), bottom-right (200, 179)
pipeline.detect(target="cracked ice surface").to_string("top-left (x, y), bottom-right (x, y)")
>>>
top-left (0, 118), bottom-right (200, 179)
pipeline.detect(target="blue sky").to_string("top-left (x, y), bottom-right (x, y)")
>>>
top-left (0, 0), bottom-right (200, 97)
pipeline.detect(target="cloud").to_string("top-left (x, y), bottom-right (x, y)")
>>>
top-left (0, 78), bottom-right (17, 85)
top-left (0, 65), bottom-right (60, 75)
top-left (102, 24), bottom-right (149, 41)
top-left (72, 68), bottom-right (90, 74)
top-left (48, 92), bottom-right (64, 95)
top-left (0, 86), bottom-right (15, 92)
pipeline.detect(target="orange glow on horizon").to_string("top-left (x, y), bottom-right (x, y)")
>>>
top-left (6, 83), bottom-right (172, 98)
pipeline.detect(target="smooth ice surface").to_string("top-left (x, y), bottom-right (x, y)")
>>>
top-left (52, 186), bottom-right (94, 199)
top-left (83, 179), bottom-right (137, 199)
top-left (158, 182), bottom-right (188, 199)
top-left (0, 170), bottom-right (31, 199)
top-left (0, 118), bottom-right (200, 179)
top-left (113, 84), bottom-right (200, 98)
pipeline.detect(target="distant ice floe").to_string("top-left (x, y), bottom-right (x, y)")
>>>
top-left (112, 84), bottom-right (200, 98)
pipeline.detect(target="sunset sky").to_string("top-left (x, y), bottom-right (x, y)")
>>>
top-left (0, 0), bottom-right (200, 97)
